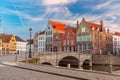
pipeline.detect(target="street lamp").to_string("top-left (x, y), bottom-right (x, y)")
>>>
top-left (28, 27), bottom-right (32, 58)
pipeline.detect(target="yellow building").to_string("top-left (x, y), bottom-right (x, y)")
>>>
top-left (2, 34), bottom-right (16, 55)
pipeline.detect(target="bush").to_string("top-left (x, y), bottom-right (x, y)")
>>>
top-left (27, 58), bottom-right (39, 63)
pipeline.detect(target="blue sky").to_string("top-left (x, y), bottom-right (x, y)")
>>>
top-left (0, 0), bottom-right (120, 40)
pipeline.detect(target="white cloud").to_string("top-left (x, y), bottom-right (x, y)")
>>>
top-left (93, 0), bottom-right (120, 18)
top-left (94, 0), bottom-right (114, 10)
top-left (42, 0), bottom-right (77, 6)
top-left (106, 23), bottom-right (120, 33)
top-left (44, 6), bottom-right (72, 19)
top-left (89, 0), bottom-right (120, 33)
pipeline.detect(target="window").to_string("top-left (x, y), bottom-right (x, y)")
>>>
top-left (67, 32), bottom-right (70, 36)
top-left (64, 40), bottom-right (66, 45)
top-left (48, 26), bottom-right (50, 29)
top-left (87, 35), bottom-right (90, 41)
top-left (82, 35), bottom-right (86, 41)
top-left (81, 27), bottom-right (85, 33)
top-left (50, 31), bottom-right (52, 35)
top-left (83, 43), bottom-right (86, 51)
top-left (67, 40), bottom-right (70, 45)
top-left (64, 47), bottom-right (66, 52)
top-left (56, 36), bottom-right (59, 39)
top-left (77, 36), bottom-right (81, 41)
top-left (87, 43), bottom-right (91, 50)
top-left (71, 40), bottom-right (74, 45)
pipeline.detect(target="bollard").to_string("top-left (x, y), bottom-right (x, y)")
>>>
top-left (15, 52), bottom-right (17, 61)
top-left (25, 52), bottom-right (27, 63)
top-left (68, 63), bottom-right (71, 68)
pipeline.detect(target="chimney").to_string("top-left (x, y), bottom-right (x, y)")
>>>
top-left (107, 28), bottom-right (109, 33)
top-left (100, 20), bottom-right (104, 31)
top-left (77, 21), bottom-right (79, 29)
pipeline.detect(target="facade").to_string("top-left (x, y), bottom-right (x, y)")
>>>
top-left (33, 33), bottom-right (38, 54)
top-left (45, 20), bottom-right (66, 52)
top-left (2, 34), bottom-right (16, 55)
top-left (15, 36), bottom-right (27, 54)
top-left (77, 18), bottom-right (106, 54)
top-left (62, 27), bottom-right (77, 52)
top-left (0, 35), bottom-right (2, 55)
top-left (38, 31), bottom-right (45, 53)
top-left (106, 29), bottom-right (113, 54)
top-left (113, 32), bottom-right (120, 55)
top-left (53, 32), bottom-right (63, 52)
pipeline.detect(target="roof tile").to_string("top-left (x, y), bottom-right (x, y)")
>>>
top-left (49, 20), bottom-right (66, 32)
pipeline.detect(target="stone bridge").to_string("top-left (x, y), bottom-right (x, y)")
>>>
top-left (37, 52), bottom-right (92, 69)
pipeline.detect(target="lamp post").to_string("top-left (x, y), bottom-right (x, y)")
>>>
top-left (28, 27), bottom-right (32, 58)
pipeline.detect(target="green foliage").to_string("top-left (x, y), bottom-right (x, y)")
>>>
top-left (27, 58), bottom-right (39, 63)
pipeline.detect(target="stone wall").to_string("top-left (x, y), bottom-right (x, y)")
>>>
top-left (92, 55), bottom-right (120, 72)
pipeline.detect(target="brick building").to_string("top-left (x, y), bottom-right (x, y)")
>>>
top-left (106, 29), bottom-right (113, 54)
top-left (45, 20), bottom-right (66, 52)
top-left (77, 18), bottom-right (106, 54)
top-left (53, 32), bottom-right (63, 52)
top-left (62, 27), bottom-right (77, 52)
top-left (33, 33), bottom-right (38, 54)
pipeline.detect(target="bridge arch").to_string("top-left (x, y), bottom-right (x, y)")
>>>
top-left (41, 62), bottom-right (53, 66)
top-left (83, 59), bottom-right (91, 70)
top-left (58, 56), bottom-right (79, 68)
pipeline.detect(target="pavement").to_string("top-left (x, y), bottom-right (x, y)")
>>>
top-left (0, 53), bottom-right (120, 80)
top-left (0, 61), bottom-right (119, 80)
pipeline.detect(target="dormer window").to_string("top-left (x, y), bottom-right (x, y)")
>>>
top-left (82, 27), bottom-right (85, 33)
top-left (48, 26), bottom-right (50, 29)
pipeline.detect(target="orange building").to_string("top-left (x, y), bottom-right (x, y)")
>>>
top-left (2, 34), bottom-right (16, 55)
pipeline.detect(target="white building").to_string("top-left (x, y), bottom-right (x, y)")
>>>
top-left (38, 31), bottom-right (45, 53)
top-left (15, 36), bottom-right (27, 54)
top-left (113, 32), bottom-right (120, 55)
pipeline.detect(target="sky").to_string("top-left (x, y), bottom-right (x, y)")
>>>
top-left (0, 0), bottom-right (120, 40)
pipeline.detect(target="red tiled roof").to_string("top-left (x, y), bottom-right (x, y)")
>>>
top-left (15, 36), bottom-right (24, 42)
top-left (49, 20), bottom-right (66, 31)
top-left (59, 33), bottom-right (64, 36)
top-left (26, 39), bottom-right (33, 44)
top-left (2, 34), bottom-right (13, 43)
top-left (114, 32), bottom-right (120, 36)
top-left (39, 31), bottom-right (45, 35)
top-left (86, 22), bottom-right (101, 30)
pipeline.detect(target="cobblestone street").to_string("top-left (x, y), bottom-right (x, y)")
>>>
top-left (0, 61), bottom-right (120, 80)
